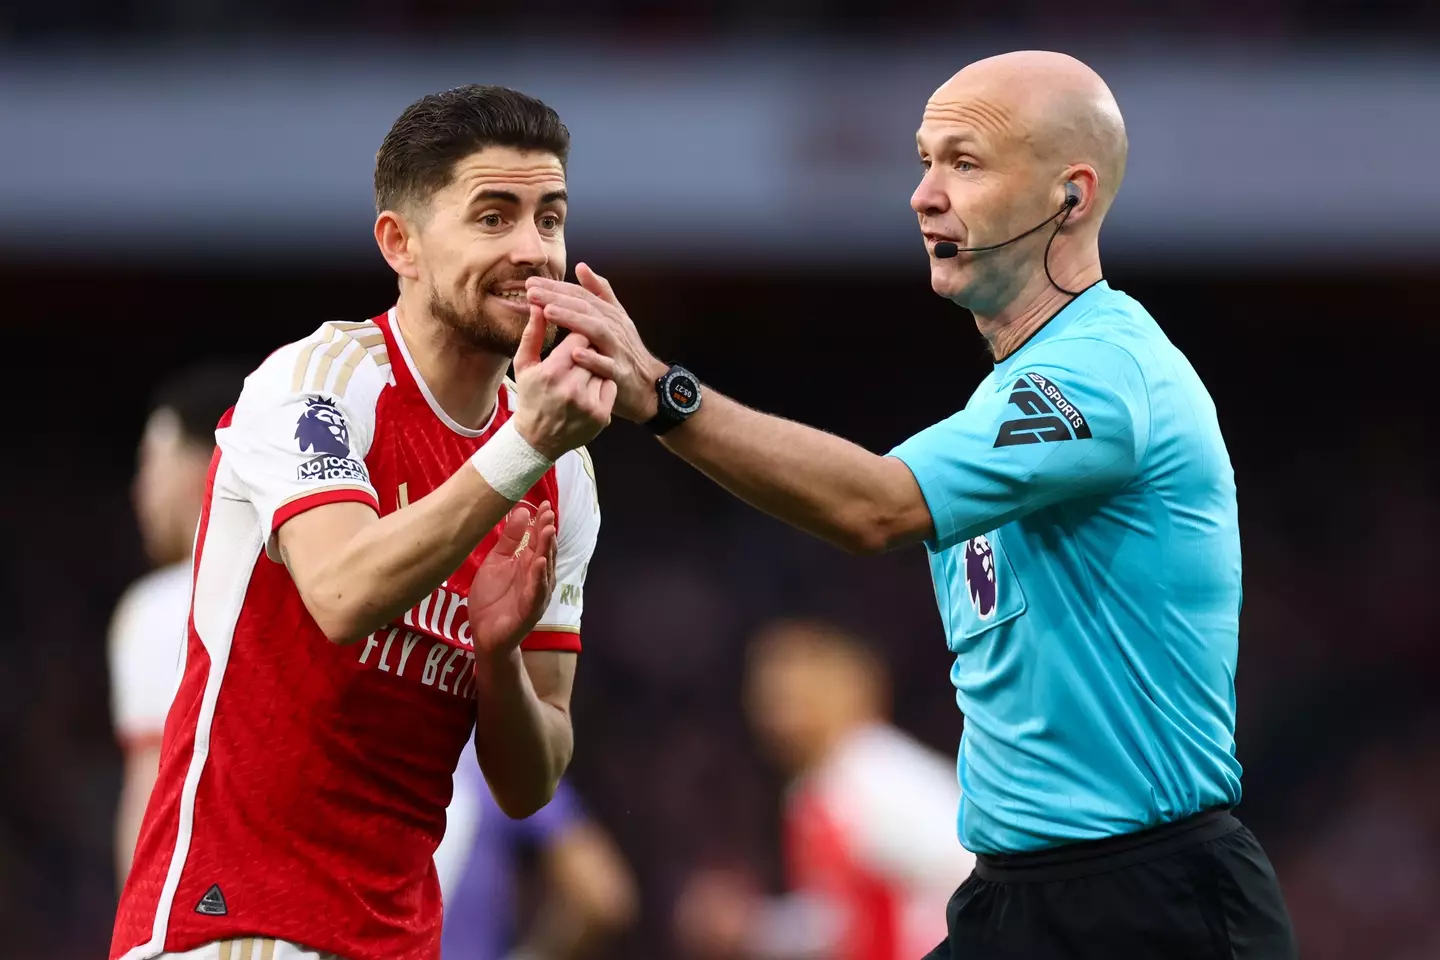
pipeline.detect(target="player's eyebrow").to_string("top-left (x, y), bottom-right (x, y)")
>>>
top-left (470, 189), bottom-right (568, 206)
top-left (472, 189), bottom-right (522, 205)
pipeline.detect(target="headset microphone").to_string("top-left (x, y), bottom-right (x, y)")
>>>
top-left (931, 183), bottom-right (1084, 295)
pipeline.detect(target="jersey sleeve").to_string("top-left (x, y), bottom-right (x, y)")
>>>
top-left (215, 324), bottom-right (391, 541)
top-left (522, 447), bottom-right (599, 654)
top-left (107, 569), bottom-right (190, 748)
top-left (888, 338), bottom-right (1151, 551)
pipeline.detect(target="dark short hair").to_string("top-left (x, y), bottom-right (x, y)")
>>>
top-left (151, 362), bottom-right (250, 448)
top-left (374, 84), bottom-right (570, 214)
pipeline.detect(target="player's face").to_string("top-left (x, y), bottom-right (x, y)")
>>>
top-left (912, 95), bottom-right (1054, 310)
top-left (132, 409), bottom-right (210, 566)
top-left (745, 645), bottom-right (832, 773)
top-left (412, 147), bottom-right (568, 354)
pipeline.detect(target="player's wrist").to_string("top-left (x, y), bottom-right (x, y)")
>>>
top-left (471, 643), bottom-right (526, 687)
top-left (471, 420), bottom-right (555, 500)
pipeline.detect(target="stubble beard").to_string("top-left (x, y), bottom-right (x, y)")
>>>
top-left (428, 284), bottom-right (557, 356)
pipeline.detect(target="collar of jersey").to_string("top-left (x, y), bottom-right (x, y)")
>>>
top-left (388, 306), bottom-right (500, 438)
top-left (991, 279), bottom-right (1112, 379)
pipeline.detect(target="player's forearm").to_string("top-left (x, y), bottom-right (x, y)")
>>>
top-left (291, 467), bottom-right (515, 643)
top-left (660, 391), bottom-right (924, 554)
top-left (471, 649), bottom-right (573, 819)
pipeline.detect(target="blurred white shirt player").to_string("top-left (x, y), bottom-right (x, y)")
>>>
top-left (676, 620), bottom-right (974, 960)
top-left (108, 364), bottom-right (248, 885)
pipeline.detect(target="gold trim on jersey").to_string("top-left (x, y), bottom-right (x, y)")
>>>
top-left (291, 321), bottom-right (392, 396)
top-left (311, 334), bottom-right (350, 392)
top-left (216, 939), bottom-right (277, 960)
top-left (331, 340), bottom-right (368, 398)
top-left (531, 623), bottom-right (581, 634)
top-left (575, 446), bottom-right (599, 511)
top-left (290, 324), bottom-right (340, 393)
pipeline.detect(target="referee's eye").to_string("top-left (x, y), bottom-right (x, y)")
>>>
top-left (956, 160), bottom-right (975, 173)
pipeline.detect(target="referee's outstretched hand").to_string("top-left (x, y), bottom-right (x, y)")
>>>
top-left (526, 264), bottom-right (668, 424)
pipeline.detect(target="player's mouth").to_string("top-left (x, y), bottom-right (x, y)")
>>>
top-left (487, 283), bottom-right (530, 313)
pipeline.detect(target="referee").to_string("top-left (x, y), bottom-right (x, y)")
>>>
top-left (530, 50), bottom-right (1298, 959)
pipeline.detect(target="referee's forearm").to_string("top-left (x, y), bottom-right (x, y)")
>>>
top-left (659, 390), bottom-right (919, 554)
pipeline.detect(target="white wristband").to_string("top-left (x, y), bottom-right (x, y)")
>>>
top-left (470, 420), bottom-right (554, 501)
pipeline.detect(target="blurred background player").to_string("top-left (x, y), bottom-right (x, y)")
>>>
top-left (108, 363), bottom-right (249, 885)
top-left (435, 746), bottom-right (637, 960)
top-left (674, 619), bottom-right (972, 960)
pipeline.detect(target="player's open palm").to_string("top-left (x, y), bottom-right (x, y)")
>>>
top-left (511, 305), bottom-right (617, 459)
top-left (468, 502), bottom-right (557, 657)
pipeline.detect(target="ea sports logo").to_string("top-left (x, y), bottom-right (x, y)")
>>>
top-left (964, 535), bottom-right (997, 620)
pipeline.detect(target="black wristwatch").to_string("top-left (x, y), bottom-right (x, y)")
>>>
top-left (645, 364), bottom-right (703, 435)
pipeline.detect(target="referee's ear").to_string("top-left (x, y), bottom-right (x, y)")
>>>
top-left (1058, 166), bottom-right (1103, 223)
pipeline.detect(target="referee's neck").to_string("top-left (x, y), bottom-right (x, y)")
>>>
top-left (976, 262), bottom-right (1103, 362)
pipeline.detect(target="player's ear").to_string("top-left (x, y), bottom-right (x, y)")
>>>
top-left (374, 210), bottom-right (420, 281)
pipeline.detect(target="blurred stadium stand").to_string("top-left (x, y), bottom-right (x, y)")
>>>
top-left (1, 5), bottom-right (1438, 960)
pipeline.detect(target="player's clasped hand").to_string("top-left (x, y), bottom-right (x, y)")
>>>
top-left (510, 300), bottom-right (618, 460)
top-left (467, 500), bottom-right (559, 657)
top-left (526, 263), bottom-right (669, 424)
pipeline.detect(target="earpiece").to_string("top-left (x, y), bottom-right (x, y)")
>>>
top-left (1063, 182), bottom-right (1081, 207)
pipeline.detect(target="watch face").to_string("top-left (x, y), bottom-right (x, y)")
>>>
top-left (663, 371), bottom-right (701, 413)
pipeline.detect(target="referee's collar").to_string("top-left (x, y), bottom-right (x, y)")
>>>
top-left (992, 279), bottom-right (1111, 376)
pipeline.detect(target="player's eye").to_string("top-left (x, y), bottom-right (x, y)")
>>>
top-left (920, 158), bottom-right (932, 171)
top-left (479, 213), bottom-right (503, 228)
top-left (956, 159), bottom-right (975, 173)
top-left (539, 214), bottom-right (562, 231)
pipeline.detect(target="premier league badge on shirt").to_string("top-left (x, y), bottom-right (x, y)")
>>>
top-left (295, 396), bottom-right (369, 483)
top-left (295, 397), bottom-right (352, 456)
top-left (964, 535), bottom-right (997, 620)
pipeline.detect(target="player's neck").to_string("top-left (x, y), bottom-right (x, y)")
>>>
top-left (394, 300), bottom-right (511, 431)
top-left (973, 254), bottom-right (1102, 363)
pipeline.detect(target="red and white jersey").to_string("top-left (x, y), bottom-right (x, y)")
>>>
top-left (109, 561), bottom-right (192, 750)
top-left (782, 725), bottom-right (974, 960)
top-left (111, 309), bottom-right (600, 960)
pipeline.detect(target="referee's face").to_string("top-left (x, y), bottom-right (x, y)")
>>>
top-left (912, 91), bottom-right (1053, 308)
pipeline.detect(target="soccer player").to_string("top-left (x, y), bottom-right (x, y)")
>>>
top-left (110, 364), bottom-right (248, 885)
top-left (111, 85), bottom-right (613, 960)
top-left (527, 51), bottom-right (1299, 959)
top-left (434, 751), bottom-right (637, 960)
top-left (674, 619), bottom-right (973, 960)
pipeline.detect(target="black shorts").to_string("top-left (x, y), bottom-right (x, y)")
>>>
top-left (923, 809), bottom-right (1297, 960)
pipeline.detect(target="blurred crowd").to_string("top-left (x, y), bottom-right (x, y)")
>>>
top-left (1, 261), bottom-right (1437, 958)
top-left (4, 0), bottom-right (1439, 39)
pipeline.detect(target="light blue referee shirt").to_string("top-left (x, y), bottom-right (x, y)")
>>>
top-left (889, 280), bottom-right (1244, 856)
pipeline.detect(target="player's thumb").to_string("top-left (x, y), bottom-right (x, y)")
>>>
top-left (576, 262), bottom-right (619, 306)
top-left (493, 503), bottom-right (536, 557)
top-left (515, 304), bottom-right (546, 371)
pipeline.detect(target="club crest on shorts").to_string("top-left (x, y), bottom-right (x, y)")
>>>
top-left (295, 397), bottom-right (351, 457)
top-left (964, 535), bottom-right (997, 620)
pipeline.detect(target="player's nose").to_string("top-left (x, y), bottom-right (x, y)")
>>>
top-left (509, 221), bottom-right (548, 266)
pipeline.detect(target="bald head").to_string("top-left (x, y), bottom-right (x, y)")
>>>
top-left (913, 51), bottom-right (1126, 317)
top-left (929, 51), bottom-right (1127, 212)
